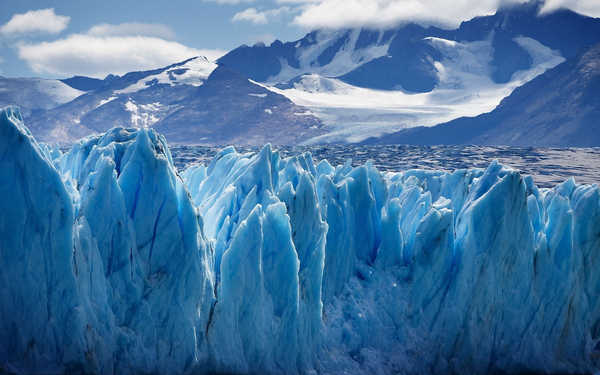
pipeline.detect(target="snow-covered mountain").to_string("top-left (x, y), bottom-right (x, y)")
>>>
top-left (27, 57), bottom-right (325, 144)
top-left (3, 1), bottom-right (600, 145)
top-left (3, 107), bottom-right (600, 374)
top-left (220, 1), bottom-right (600, 90)
top-left (261, 36), bottom-right (564, 143)
top-left (0, 76), bottom-right (83, 118)
top-left (219, 1), bottom-right (600, 143)
top-left (364, 42), bottom-right (600, 146)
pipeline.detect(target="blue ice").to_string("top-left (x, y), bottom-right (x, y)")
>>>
top-left (1, 106), bottom-right (600, 375)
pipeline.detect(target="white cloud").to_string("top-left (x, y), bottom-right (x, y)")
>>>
top-left (232, 7), bottom-right (291, 24)
top-left (233, 8), bottom-right (269, 24)
top-left (13, 18), bottom-right (226, 78)
top-left (293, 0), bottom-right (531, 29)
top-left (17, 34), bottom-right (226, 78)
top-left (88, 23), bottom-right (176, 40)
top-left (540, 0), bottom-right (600, 17)
top-left (288, 0), bottom-right (600, 29)
top-left (0, 8), bottom-right (70, 35)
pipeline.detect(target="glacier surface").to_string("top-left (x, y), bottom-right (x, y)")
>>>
top-left (1, 106), bottom-right (600, 374)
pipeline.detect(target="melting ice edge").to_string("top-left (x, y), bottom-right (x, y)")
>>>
top-left (1, 106), bottom-right (600, 375)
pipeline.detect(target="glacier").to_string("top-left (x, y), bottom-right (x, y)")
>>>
top-left (1, 106), bottom-right (600, 375)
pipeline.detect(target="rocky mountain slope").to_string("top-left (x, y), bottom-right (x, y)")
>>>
top-left (364, 43), bottom-right (600, 147)
top-left (27, 57), bottom-right (325, 145)
top-left (217, 1), bottom-right (600, 142)
top-left (219, 1), bottom-right (600, 92)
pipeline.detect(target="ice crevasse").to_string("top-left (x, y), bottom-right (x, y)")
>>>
top-left (1, 106), bottom-right (600, 375)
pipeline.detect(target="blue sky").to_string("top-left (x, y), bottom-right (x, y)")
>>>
top-left (1, 0), bottom-right (599, 79)
top-left (0, 0), bottom-right (307, 78)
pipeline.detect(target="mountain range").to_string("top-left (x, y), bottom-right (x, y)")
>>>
top-left (219, 1), bottom-right (600, 90)
top-left (1, 0), bottom-right (599, 146)
top-left (20, 57), bottom-right (324, 144)
top-left (363, 43), bottom-right (600, 146)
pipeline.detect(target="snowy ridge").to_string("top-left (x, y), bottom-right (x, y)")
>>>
top-left (1, 107), bottom-right (600, 374)
top-left (265, 29), bottom-right (393, 85)
top-left (25, 58), bottom-right (324, 145)
top-left (265, 36), bottom-right (565, 143)
top-left (115, 56), bottom-right (217, 94)
top-left (0, 77), bottom-right (84, 116)
top-left (34, 79), bottom-right (85, 104)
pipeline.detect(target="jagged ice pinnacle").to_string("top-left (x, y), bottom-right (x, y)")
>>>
top-left (1, 107), bottom-right (600, 375)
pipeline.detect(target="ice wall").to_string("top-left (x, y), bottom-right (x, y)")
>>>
top-left (0, 107), bottom-right (94, 374)
top-left (59, 127), bottom-right (215, 374)
top-left (1, 108), bottom-right (214, 374)
top-left (2, 106), bottom-right (600, 375)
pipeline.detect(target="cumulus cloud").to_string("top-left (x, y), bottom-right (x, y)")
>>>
top-left (540, 0), bottom-right (600, 17)
top-left (285, 0), bottom-right (599, 29)
top-left (232, 7), bottom-right (291, 24)
top-left (14, 18), bottom-right (226, 78)
top-left (292, 0), bottom-right (532, 29)
top-left (232, 8), bottom-right (269, 24)
top-left (17, 34), bottom-right (225, 78)
top-left (0, 8), bottom-right (70, 35)
top-left (87, 23), bottom-right (177, 40)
